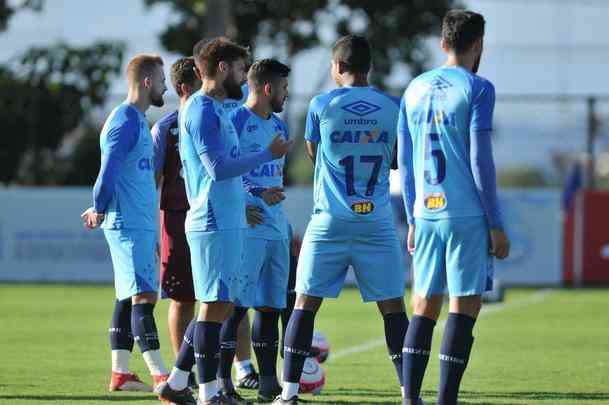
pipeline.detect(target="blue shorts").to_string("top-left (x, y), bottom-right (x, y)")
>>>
top-left (413, 216), bottom-right (494, 298)
top-left (103, 228), bottom-right (159, 301)
top-left (234, 237), bottom-right (289, 309)
top-left (296, 213), bottom-right (406, 302)
top-left (186, 229), bottom-right (244, 303)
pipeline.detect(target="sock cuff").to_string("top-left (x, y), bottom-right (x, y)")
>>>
top-left (411, 314), bottom-right (437, 328)
top-left (447, 312), bottom-right (476, 330)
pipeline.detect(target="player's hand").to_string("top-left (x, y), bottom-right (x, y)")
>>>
top-left (407, 224), bottom-right (416, 255)
top-left (490, 228), bottom-right (510, 259)
top-left (246, 205), bottom-right (263, 227)
top-left (261, 186), bottom-right (285, 206)
top-left (268, 135), bottom-right (293, 159)
top-left (81, 207), bottom-right (105, 229)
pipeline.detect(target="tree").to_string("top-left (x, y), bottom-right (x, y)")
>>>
top-left (144, 0), bottom-right (460, 88)
top-left (0, 41), bottom-right (125, 184)
top-left (0, 0), bottom-right (43, 32)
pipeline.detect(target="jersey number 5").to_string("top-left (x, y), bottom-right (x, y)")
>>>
top-left (424, 133), bottom-right (446, 185)
top-left (339, 155), bottom-right (382, 197)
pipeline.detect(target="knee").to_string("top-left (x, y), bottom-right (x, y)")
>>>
top-left (377, 297), bottom-right (406, 316)
top-left (132, 292), bottom-right (157, 305)
top-left (412, 294), bottom-right (442, 320)
top-left (294, 294), bottom-right (322, 313)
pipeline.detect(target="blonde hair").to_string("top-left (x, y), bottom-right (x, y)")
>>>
top-left (126, 54), bottom-right (164, 84)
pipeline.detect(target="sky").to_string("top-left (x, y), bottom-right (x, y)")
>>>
top-left (3, 0), bottom-right (609, 176)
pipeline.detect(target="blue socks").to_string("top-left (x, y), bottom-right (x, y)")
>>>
top-left (282, 309), bottom-right (315, 383)
top-left (252, 310), bottom-right (281, 392)
top-left (403, 315), bottom-right (436, 402)
top-left (218, 307), bottom-right (247, 391)
top-left (383, 312), bottom-right (409, 387)
top-left (194, 321), bottom-right (222, 384)
top-left (110, 298), bottom-right (133, 351)
top-left (437, 313), bottom-right (476, 405)
top-left (131, 303), bottom-right (159, 353)
top-left (175, 319), bottom-right (196, 372)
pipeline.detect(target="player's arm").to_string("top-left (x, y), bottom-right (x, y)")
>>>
top-left (304, 96), bottom-right (322, 164)
top-left (469, 81), bottom-right (509, 259)
top-left (150, 121), bottom-right (166, 189)
top-left (192, 109), bottom-right (290, 181)
top-left (397, 96), bottom-right (416, 253)
top-left (85, 116), bottom-right (138, 228)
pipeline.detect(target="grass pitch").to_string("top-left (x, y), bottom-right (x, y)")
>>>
top-left (0, 285), bottom-right (607, 404)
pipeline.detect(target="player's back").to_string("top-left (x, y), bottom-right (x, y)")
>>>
top-left (179, 91), bottom-right (246, 232)
top-left (307, 86), bottom-right (399, 222)
top-left (403, 66), bottom-right (492, 220)
top-left (100, 103), bottom-right (157, 231)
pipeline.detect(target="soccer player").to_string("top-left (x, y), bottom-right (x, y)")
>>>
top-left (81, 54), bottom-right (170, 393)
top-left (151, 57), bottom-right (201, 388)
top-left (274, 35), bottom-right (409, 404)
top-left (397, 10), bottom-right (510, 405)
top-left (155, 37), bottom-right (290, 405)
top-left (222, 58), bottom-right (291, 402)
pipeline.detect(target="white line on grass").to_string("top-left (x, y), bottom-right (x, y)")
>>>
top-left (328, 289), bottom-right (553, 362)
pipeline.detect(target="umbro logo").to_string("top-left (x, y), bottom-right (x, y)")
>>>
top-left (341, 100), bottom-right (381, 117)
top-left (430, 76), bottom-right (452, 91)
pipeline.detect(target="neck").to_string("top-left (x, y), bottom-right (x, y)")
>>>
top-left (245, 95), bottom-right (272, 119)
top-left (126, 87), bottom-right (150, 113)
top-left (341, 73), bottom-right (368, 88)
top-left (202, 79), bottom-right (226, 102)
top-left (445, 53), bottom-right (475, 72)
top-left (178, 94), bottom-right (191, 111)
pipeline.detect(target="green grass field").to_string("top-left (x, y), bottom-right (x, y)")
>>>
top-left (0, 285), bottom-right (607, 405)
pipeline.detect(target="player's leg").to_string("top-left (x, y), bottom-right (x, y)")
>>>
top-left (159, 210), bottom-right (196, 358)
top-left (436, 217), bottom-right (489, 405)
top-left (218, 305), bottom-right (248, 395)
top-left (280, 237), bottom-right (299, 350)
top-left (278, 215), bottom-right (349, 403)
top-left (402, 218), bottom-right (447, 405)
top-left (253, 238), bottom-right (290, 401)
top-left (350, 219), bottom-right (408, 395)
top-left (104, 228), bottom-right (169, 387)
top-left (234, 313), bottom-right (259, 389)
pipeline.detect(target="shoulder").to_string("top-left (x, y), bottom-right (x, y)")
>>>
top-left (230, 106), bottom-right (252, 135)
top-left (110, 103), bottom-right (140, 125)
top-left (368, 87), bottom-right (401, 108)
top-left (472, 74), bottom-right (495, 94)
top-left (310, 88), bottom-right (350, 113)
top-left (153, 110), bottom-right (178, 131)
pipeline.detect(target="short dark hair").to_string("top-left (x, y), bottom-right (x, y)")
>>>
top-left (442, 10), bottom-right (485, 54)
top-left (170, 57), bottom-right (198, 95)
top-left (194, 36), bottom-right (250, 77)
top-left (247, 59), bottom-right (290, 89)
top-left (332, 35), bottom-right (371, 74)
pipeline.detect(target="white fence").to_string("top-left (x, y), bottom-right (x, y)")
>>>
top-left (0, 187), bottom-right (562, 286)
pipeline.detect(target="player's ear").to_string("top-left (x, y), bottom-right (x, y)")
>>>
top-left (264, 82), bottom-right (272, 97)
top-left (337, 61), bottom-right (348, 75)
top-left (193, 64), bottom-right (202, 81)
top-left (179, 82), bottom-right (191, 97)
top-left (440, 38), bottom-right (449, 53)
top-left (218, 61), bottom-right (229, 74)
top-left (143, 76), bottom-right (152, 90)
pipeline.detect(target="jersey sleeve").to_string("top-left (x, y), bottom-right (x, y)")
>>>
top-left (470, 79), bottom-right (495, 132)
top-left (151, 121), bottom-right (167, 172)
top-left (189, 104), bottom-right (224, 154)
top-left (304, 96), bottom-right (323, 143)
top-left (93, 112), bottom-right (139, 213)
top-left (397, 96), bottom-right (416, 224)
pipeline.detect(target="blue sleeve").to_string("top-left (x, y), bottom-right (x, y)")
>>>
top-left (470, 131), bottom-right (502, 229)
top-left (189, 105), bottom-right (224, 154)
top-left (93, 117), bottom-right (139, 213)
top-left (397, 96), bottom-right (416, 225)
top-left (199, 148), bottom-right (273, 182)
top-left (231, 107), bottom-right (250, 139)
top-left (469, 79), bottom-right (502, 229)
top-left (304, 96), bottom-right (323, 143)
top-left (471, 80), bottom-right (495, 132)
top-left (151, 121), bottom-right (166, 171)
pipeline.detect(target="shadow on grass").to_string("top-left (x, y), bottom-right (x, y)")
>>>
top-left (459, 390), bottom-right (609, 401)
top-left (0, 395), bottom-right (151, 402)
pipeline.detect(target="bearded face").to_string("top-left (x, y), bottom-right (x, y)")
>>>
top-left (149, 65), bottom-right (167, 107)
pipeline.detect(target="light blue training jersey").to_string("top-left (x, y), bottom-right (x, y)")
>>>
top-left (305, 86), bottom-right (400, 222)
top-left (398, 66), bottom-right (495, 221)
top-left (179, 92), bottom-right (246, 232)
top-left (230, 106), bottom-right (290, 240)
top-left (97, 103), bottom-right (158, 231)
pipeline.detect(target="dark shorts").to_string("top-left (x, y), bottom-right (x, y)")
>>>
top-left (160, 210), bottom-right (195, 302)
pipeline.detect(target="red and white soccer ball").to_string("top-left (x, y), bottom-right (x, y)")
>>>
top-left (299, 357), bottom-right (325, 395)
top-left (311, 330), bottom-right (330, 363)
